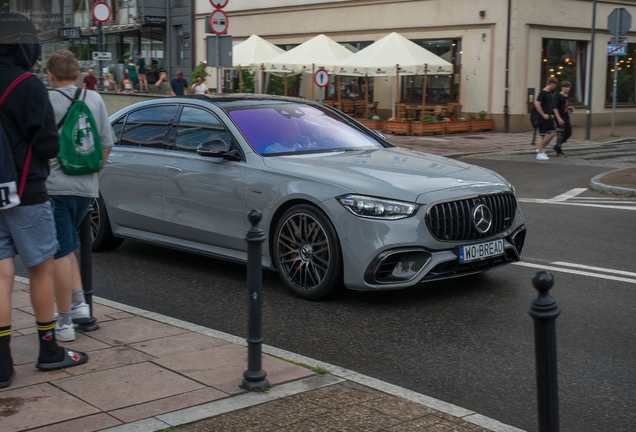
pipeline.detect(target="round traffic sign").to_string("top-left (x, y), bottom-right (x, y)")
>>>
top-left (209, 9), bottom-right (229, 35)
top-left (92, 1), bottom-right (111, 23)
top-left (314, 69), bottom-right (330, 88)
top-left (210, 0), bottom-right (229, 8)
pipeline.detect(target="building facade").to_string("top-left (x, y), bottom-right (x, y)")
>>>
top-left (3, 0), bottom-right (196, 84)
top-left (194, 0), bottom-right (636, 131)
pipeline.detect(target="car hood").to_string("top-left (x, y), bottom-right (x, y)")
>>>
top-left (261, 147), bottom-right (510, 202)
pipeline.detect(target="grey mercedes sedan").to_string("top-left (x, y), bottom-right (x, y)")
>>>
top-left (92, 95), bottom-right (526, 299)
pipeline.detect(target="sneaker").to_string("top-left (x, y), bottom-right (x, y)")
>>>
top-left (536, 152), bottom-right (549, 161)
top-left (55, 323), bottom-right (75, 342)
top-left (553, 145), bottom-right (565, 156)
top-left (71, 303), bottom-right (91, 323)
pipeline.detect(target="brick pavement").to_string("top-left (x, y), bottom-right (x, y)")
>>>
top-left (1, 280), bottom-right (517, 432)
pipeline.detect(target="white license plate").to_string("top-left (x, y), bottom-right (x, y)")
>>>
top-left (459, 239), bottom-right (504, 263)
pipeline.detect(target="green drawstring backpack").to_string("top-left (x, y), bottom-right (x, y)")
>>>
top-left (54, 88), bottom-right (102, 175)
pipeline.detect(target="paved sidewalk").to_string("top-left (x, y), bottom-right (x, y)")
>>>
top-left (2, 278), bottom-right (519, 432)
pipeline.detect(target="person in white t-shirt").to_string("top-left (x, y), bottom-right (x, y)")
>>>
top-left (191, 76), bottom-right (210, 95)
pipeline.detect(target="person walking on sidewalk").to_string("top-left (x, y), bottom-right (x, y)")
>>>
top-left (0, 13), bottom-right (88, 389)
top-left (553, 80), bottom-right (573, 157)
top-left (170, 71), bottom-right (189, 96)
top-left (45, 50), bottom-right (114, 342)
top-left (136, 52), bottom-right (148, 92)
top-left (534, 77), bottom-right (558, 161)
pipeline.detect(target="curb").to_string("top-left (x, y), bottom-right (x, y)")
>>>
top-left (590, 170), bottom-right (636, 196)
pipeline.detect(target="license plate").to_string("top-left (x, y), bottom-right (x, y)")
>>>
top-left (459, 239), bottom-right (504, 263)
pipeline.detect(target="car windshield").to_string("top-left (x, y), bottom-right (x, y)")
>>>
top-left (227, 103), bottom-right (385, 155)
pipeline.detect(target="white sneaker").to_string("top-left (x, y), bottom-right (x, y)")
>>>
top-left (71, 303), bottom-right (90, 323)
top-left (55, 323), bottom-right (75, 342)
top-left (536, 152), bottom-right (549, 161)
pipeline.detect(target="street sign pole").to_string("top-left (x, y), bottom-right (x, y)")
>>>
top-left (611, 37), bottom-right (620, 135)
top-left (585, 0), bottom-right (597, 140)
top-left (98, 22), bottom-right (104, 91)
top-left (216, 36), bottom-right (220, 94)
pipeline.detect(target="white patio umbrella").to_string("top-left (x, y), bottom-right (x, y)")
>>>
top-left (231, 35), bottom-right (285, 93)
top-left (264, 34), bottom-right (353, 97)
top-left (335, 32), bottom-right (454, 118)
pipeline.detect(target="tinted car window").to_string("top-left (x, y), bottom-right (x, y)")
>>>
top-left (173, 106), bottom-right (232, 152)
top-left (227, 103), bottom-right (384, 155)
top-left (120, 105), bottom-right (176, 148)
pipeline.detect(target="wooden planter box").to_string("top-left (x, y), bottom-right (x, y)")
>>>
top-left (412, 122), bottom-right (445, 136)
top-left (384, 121), bottom-right (411, 135)
top-left (470, 119), bottom-right (494, 132)
top-left (445, 120), bottom-right (471, 134)
top-left (357, 118), bottom-right (385, 130)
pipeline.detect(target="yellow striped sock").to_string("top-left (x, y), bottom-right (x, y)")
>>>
top-left (0, 329), bottom-right (10, 338)
top-left (37, 322), bottom-right (56, 332)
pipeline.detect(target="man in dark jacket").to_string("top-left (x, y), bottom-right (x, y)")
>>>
top-left (0, 12), bottom-right (88, 389)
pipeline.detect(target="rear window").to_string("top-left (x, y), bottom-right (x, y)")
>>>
top-left (227, 103), bottom-right (384, 155)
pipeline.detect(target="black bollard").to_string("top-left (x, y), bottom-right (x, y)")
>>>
top-left (240, 210), bottom-right (269, 390)
top-left (77, 212), bottom-right (99, 332)
top-left (528, 271), bottom-right (560, 432)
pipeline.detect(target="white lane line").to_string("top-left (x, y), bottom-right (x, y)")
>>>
top-left (516, 198), bottom-right (636, 211)
top-left (513, 262), bottom-right (636, 284)
top-left (550, 188), bottom-right (587, 202)
top-left (551, 262), bottom-right (636, 278)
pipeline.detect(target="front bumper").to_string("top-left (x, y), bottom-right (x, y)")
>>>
top-left (322, 196), bottom-right (526, 291)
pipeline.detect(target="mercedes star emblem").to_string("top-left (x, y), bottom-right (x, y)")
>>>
top-left (472, 204), bottom-right (493, 234)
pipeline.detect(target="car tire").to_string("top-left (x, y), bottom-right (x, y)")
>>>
top-left (273, 204), bottom-right (343, 300)
top-left (91, 196), bottom-right (124, 252)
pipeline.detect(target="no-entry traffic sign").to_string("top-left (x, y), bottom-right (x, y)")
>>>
top-left (92, 1), bottom-right (111, 23)
top-left (209, 9), bottom-right (228, 35)
top-left (314, 69), bottom-right (330, 88)
top-left (210, 0), bottom-right (229, 8)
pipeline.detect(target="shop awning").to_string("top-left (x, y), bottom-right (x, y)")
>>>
top-left (232, 35), bottom-right (285, 69)
top-left (335, 32), bottom-right (453, 76)
top-left (264, 34), bottom-right (353, 75)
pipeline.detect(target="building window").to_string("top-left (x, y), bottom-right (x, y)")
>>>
top-left (541, 39), bottom-right (587, 103)
top-left (175, 26), bottom-right (184, 66)
top-left (606, 43), bottom-right (635, 104)
top-left (400, 39), bottom-right (461, 103)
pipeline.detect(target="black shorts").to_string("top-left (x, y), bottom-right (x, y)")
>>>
top-left (539, 118), bottom-right (556, 136)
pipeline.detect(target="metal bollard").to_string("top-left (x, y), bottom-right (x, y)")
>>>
top-left (528, 271), bottom-right (560, 432)
top-left (240, 210), bottom-right (269, 390)
top-left (77, 213), bottom-right (99, 332)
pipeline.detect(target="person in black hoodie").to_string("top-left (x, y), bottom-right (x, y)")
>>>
top-left (0, 12), bottom-right (88, 389)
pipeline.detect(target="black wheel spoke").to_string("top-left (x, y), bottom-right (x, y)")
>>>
top-left (277, 211), bottom-right (331, 293)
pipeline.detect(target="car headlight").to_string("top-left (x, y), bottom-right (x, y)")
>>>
top-left (337, 195), bottom-right (419, 220)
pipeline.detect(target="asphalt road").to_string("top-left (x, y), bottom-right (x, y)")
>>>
top-left (15, 151), bottom-right (636, 432)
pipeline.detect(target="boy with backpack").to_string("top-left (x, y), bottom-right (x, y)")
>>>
top-left (552, 81), bottom-right (573, 157)
top-left (1, 14), bottom-right (88, 389)
top-left (45, 50), bottom-right (114, 342)
top-left (533, 77), bottom-right (558, 161)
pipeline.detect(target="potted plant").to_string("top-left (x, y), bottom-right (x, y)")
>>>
top-left (470, 111), bottom-right (494, 132)
top-left (445, 117), bottom-right (471, 134)
top-left (357, 112), bottom-right (384, 130)
top-left (384, 117), bottom-right (411, 135)
top-left (412, 114), bottom-right (445, 135)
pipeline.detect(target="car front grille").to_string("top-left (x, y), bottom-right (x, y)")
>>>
top-left (426, 193), bottom-right (517, 241)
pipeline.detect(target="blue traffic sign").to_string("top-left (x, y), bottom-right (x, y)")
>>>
top-left (607, 43), bottom-right (626, 56)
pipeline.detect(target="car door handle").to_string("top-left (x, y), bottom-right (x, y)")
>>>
top-left (166, 166), bottom-right (182, 173)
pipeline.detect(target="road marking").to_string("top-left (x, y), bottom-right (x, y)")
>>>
top-left (551, 261), bottom-right (636, 278)
top-left (550, 188), bottom-right (587, 202)
top-left (513, 262), bottom-right (636, 284)
top-left (516, 198), bottom-right (636, 211)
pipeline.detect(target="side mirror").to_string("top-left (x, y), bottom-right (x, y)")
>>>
top-left (197, 139), bottom-right (229, 157)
